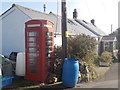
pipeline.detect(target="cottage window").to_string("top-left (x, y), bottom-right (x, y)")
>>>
top-left (104, 42), bottom-right (109, 51)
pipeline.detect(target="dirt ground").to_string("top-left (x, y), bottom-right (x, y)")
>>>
top-left (95, 66), bottom-right (110, 77)
top-left (2, 66), bottom-right (110, 90)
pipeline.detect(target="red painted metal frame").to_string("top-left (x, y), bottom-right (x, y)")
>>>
top-left (25, 20), bottom-right (54, 82)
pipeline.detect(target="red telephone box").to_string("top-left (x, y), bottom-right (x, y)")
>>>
top-left (25, 19), bottom-right (54, 82)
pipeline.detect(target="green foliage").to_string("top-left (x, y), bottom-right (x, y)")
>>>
top-left (54, 35), bottom-right (98, 82)
top-left (94, 52), bottom-right (113, 66)
top-left (54, 34), bottom-right (97, 62)
top-left (54, 46), bottom-right (62, 59)
top-left (92, 74), bottom-right (97, 79)
top-left (68, 34), bottom-right (97, 62)
top-left (100, 51), bottom-right (112, 63)
top-left (93, 55), bottom-right (101, 66)
top-left (88, 65), bottom-right (98, 80)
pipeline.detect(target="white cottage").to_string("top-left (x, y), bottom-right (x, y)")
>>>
top-left (100, 35), bottom-right (117, 55)
top-left (0, 4), bottom-right (56, 57)
top-left (0, 4), bottom-right (105, 57)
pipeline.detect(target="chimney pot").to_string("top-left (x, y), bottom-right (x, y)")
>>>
top-left (43, 4), bottom-right (46, 13)
top-left (91, 19), bottom-right (95, 25)
top-left (12, 4), bottom-right (15, 7)
top-left (73, 9), bottom-right (78, 19)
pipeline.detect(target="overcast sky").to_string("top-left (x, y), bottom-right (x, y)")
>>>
top-left (0, 0), bottom-right (119, 34)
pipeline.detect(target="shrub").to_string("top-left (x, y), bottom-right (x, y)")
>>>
top-left (68, 34), bottom-right (97, 62)
top-left (100, 52), bottom-right (112, 63)
top-left (88, 66), bottom-right (98, 80)
top-left (54, 46), bottom-right (62, 59)
top-left (93, 52), bottom-right (113, 66)
top-left (93, 55), bottom-right (101, 66)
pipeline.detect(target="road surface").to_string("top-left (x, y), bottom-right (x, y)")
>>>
top-left (76, 63), bottom-right (119, 88)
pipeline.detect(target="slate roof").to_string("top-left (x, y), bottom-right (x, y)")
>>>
top-left (67, 18), bottom-right (97, 36)
top-left (1, 4), bottom-right (106, 37)
top-left (83, 21), bottom-right (105, 36)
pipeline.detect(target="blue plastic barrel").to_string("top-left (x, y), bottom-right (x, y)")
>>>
top-left (62, 58), bottom-right (79, 87)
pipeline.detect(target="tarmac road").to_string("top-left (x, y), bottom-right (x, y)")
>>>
top-left (76, 63), bottom-right (119, 88)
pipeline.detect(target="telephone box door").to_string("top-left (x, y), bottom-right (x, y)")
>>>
top-left (25, 20), bottom-right (54, 82)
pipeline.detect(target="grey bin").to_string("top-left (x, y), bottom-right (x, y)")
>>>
top-left (0, 54), bottom-right (15, 76)
top-left (2, 62), bottom-right (13, 76)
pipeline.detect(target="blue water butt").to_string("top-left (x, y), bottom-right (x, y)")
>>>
top-left (62, 58), bottom-right (79, 87)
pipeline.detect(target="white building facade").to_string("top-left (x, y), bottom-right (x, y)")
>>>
top-left (0, 4), bottom-right (105, 57)
top-left (1, 6), bottom-right (30, 56)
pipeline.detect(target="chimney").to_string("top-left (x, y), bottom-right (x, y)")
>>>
top-left (12, 4), bottom-right (15, 7)
top-left (73, 9), bottom-right (78, 19)
top-left (91, 19), bottom-right (95, 25)
top-left (43, 4), bottom-right (46, 13)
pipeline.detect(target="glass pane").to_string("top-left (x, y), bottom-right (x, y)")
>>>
top-left (29, 53), bottom-right (37, 58)
top-left (46, 42), bottom-right (52, 46)
top-left (29, 70), bottom-right (38, 74)
top-left (29, 58), bottom-right (37, 63)
top-left (47, 61), bottom-right (51, 67)
top-left (46, 47), bottom-right (52, 52)
top-left (47, 53), bottom-right (51, 57)
top-left (46, 37), bottom-right (52, 41)
top-left (28, 37), bottom-right (36, 42)
top-left (29, 48), bottom-right (37, 52)
top-left (28, 32), bottom-right (37, 36)
top-left (46, 32), bottom-right (52, 36)
top-left (46, 57), bottom-right (51, 60)
top-left (29, 64), bottom-right (38, 69)
top-left (29, 43), bottom-right (36, 47)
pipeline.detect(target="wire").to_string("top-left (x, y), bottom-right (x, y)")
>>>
top-left (84, 0), bottom-right (93, 19)
top-left (55, 0), bottom-right (59, 36)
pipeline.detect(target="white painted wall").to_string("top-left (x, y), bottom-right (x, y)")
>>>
top-left (54, 35), bottom-right (62, 46)
top-left (1, 7), bottom-right (30, 57)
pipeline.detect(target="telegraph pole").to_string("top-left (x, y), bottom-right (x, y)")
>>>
top-left (111, 24), bottom-right (113, 33)
top-left (61, 0), bottom-right (68, 64)
top-left (118, 28), bottom-right (120, 62)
